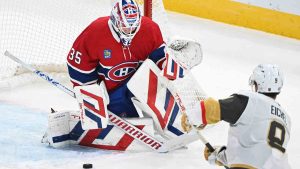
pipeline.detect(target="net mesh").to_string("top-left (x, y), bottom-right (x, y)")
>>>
top-left (170, 72), bottom-right (207, 114)
top-left (137, 0), bottom-right (169, 40)
top-left (0, 0), bottom-right (110, 78)
top-left (0, 0), bottom-right (168, 88)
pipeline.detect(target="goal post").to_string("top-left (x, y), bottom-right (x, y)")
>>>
top-left (142, 0), bottom-right (153, 18)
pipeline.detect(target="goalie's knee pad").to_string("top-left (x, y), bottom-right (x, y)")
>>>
top-left (42, 110), bottom-right (80, 148)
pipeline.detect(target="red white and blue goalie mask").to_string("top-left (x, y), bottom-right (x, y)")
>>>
top-left (110, 0), bottom-right (141, 47)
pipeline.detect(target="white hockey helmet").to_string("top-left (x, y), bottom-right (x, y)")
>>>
top-left (110, 0), bottom-right (141, 47)
top-left (249, 64), bottom-right (284, 93)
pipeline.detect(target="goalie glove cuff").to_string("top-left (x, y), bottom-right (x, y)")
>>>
top-left (163, 54), bottom-right (185, 80)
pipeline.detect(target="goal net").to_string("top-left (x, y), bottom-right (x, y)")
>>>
top-left (0, 0), bottom-right (208, 125)
top-left (0, 0), bottom-right (169, 89)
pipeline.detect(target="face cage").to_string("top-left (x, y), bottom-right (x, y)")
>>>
top-left (116, 17), bottom-right (140, 46)
top-left (113, 1), bottom-right (141, 46)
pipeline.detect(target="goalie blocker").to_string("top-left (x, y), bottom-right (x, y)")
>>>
top-left (74, 81), bottom-right (110, 130)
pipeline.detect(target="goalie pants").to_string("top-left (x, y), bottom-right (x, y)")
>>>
top-left (107, 81), bottom-right (139, 118)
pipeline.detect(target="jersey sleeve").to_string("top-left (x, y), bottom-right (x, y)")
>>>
top-left (195, 94), bottom-right (248, 125)
top-left (67, 27), bottom-right (99, 86)
top-left (147, 21), bottom-right (166, 69)
top-left (219, 94), bottom-right (249, 124)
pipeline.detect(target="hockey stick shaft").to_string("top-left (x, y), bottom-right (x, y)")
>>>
top-left (196, 131), bottom-right (215, 152)
top-left (4, 51), bottom-right (76, 98)
top-left (4, 50), bottom-right (167, 152)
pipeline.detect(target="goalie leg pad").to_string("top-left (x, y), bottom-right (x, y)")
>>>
top-left (76, 117), bottom-right (156, 151)
top-left (128, 59), bottom-right (186, 138)
top-left (43, 110), bottom-right (156, 151)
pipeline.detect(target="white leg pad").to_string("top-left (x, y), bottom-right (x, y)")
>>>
top-left (42, 110), bottom-right (158, 151)
top-left (128, 59), bottom-right (186, 139)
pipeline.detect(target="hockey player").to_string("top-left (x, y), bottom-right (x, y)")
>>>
top-left (182, 64), bottom-right (291, 169)
top-left (41, 0), bottom-right (168, 149)
top-left (67, 0), bottom-right (166, 121)
top-left (42, 0), bottom-right (204, 150)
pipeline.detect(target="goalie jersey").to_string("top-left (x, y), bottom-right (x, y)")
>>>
top-left (67, 16), bottom-right (166, 92)
top-left (218, 91), bottom-right (291, 169)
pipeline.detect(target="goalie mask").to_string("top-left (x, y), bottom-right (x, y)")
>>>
top-left (110, 0), bottom-right (141, 47)
top-left (249, 64), bottom-right (284, 93)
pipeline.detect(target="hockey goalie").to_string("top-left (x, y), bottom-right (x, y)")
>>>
top-left (41, 37), bottom-right (204, 152)
top-left (42, 0), bottom-right (204, 152)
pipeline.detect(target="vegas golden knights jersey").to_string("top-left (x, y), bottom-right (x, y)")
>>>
top-left (220, 91), bottom-right (291, 169)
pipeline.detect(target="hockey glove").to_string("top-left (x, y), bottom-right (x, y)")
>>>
top-left (204, 146), bottom-right (228, 166)
top-left (181, 99), bottom-right (208, 131)
top-left (181, 112), bottom-right (206, 132)
top-left (181, 113), bottom-right (192, 132)
top-left (168, 37), bottom-right (203, 70)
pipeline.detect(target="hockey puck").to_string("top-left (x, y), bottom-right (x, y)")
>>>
top-left (83, 163), bottom-right (93, 169)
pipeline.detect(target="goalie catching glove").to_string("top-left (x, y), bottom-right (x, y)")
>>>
top-left (74, 81), bottom-right (110, 130)
top-left (167, 37), bottom-right (203, 70)
top-left (163, 37), bottom-right (203, 80)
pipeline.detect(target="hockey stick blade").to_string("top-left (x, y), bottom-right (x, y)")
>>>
top-left (163, 131), bottom-right (199, 151)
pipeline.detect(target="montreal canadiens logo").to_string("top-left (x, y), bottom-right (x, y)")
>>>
top-left (108, 62), bottom-right (139, 81)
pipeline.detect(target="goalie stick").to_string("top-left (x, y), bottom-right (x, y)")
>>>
top-left (4, 50), bottom-right (199, 153)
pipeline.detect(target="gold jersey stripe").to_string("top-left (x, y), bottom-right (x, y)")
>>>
top-left (230, 163), bottom-right (257, 169)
